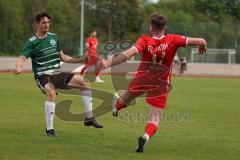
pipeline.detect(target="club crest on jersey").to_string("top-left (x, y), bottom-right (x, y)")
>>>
top-left (50, 39), bottom-right (56, 46)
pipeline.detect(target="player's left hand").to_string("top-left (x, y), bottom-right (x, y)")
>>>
top-left (199, 45), bottom-right (207, 55)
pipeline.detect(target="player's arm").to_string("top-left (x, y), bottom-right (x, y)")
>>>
top-left (187, 37), bottom-right (207, 54)
top-left (15, 56), bottom-right (27, 75)
top-left (16, 39), bottom-right (32, 74)
top-left (101, 46), bottom-right (138, 69)
top-left (60, 51), bottom-right (89, 63)
top-left (85, 41), bottom-right (95, 53)
top-left (85, 42), bottom-right (90, 51)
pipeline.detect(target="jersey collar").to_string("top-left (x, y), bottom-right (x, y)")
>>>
top-left (152, 34), bottom-right (165, 40)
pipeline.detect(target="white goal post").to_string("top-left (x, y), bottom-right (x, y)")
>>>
top-left (191, 48), bottom-right (236, 64)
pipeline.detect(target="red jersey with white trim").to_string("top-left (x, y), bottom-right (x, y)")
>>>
top-left (86, 37), bottom-right (98, 55)
top-left (134, 34), bottom-right (188, 82)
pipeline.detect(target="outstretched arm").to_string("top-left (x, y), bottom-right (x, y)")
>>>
top-left (60, 51), bottom-right (89, 63)
top-left (15, 56), bottom-right (27, 75)
top-left (103, 46), bottom-right (138, 69)
top-left (188, 37), bottom-right (207, 54)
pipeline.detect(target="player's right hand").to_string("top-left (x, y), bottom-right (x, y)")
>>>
top-left (199, 45), bottom-right (207, 55)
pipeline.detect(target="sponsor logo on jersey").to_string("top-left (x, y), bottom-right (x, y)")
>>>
top-left (50, 39), bottom-right (56, 46)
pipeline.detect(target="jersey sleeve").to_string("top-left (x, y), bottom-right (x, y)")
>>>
top-left (172, 35), bottom-right (188, 48)
top-left (21, 40), bottom-right (33, 58)
top-left (134, 36), bottom-right (146, 53)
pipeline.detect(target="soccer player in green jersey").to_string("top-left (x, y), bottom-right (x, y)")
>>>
top-left (15, 12), bottom-right (103, 137)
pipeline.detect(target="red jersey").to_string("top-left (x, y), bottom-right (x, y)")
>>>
top-left (86, 37), bottom-right (98, 55)
top-left (134, 34), bottom-right (188, 82)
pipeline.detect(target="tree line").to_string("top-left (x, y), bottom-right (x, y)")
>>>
top-left (0, 0), bottom-right (239, 62)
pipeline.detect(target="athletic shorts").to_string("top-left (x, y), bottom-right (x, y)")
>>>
top-left (35, 72), bottom-right (75, 94)
top-left (86, 53), bottom-right (98, 65)
top-left (127, 85), bottom-right (168, 109)
top-left (145, 94), bottom-right (168, 109)
top-left (127, 70), bottom-right (171, 109)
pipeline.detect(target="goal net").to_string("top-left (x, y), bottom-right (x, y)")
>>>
top-left (191, 48), bottom-right (236, 64)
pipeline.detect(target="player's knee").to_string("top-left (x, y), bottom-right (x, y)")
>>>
top-left (47, 89), bottom-right (56, 101)
top-left (79, 80), bottom-right (91, 89)
top-left (147, 106), bottom-right (163, 126)
top-left (83, 81), bottom-right (91, 89)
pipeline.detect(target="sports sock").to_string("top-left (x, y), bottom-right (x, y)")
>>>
top-left (45, 101), bottom-right (55, 130)
top-left (115, 99), bottom-right (127, 111)
top-left (144, 122), bottom-right (157, 141)
top-left (81, 89), bottom-right (93, 118)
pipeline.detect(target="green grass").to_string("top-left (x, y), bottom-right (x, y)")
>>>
top-left (0, 73), bottom-right (239, 160)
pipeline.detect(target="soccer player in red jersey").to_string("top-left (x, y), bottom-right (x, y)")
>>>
top-left (98, 13), bottom-right (207, 152)
top-left (80, 30), bottom-right (104, 83)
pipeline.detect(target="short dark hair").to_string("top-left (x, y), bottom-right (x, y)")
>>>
top-left (150, 14), bottom-right (167, 31)
top-left (35, 12), bottom-right (51, 22)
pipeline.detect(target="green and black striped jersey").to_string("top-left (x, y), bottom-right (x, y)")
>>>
top-left (21, 32), bottom-right (61, 77)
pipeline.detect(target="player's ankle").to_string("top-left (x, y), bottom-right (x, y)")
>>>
top-left (143, 133), bottom-right (150, 142)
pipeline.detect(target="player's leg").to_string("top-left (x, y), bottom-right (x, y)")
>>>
top-left (136, 106), bottom-right (164, 153)
top-left (93, 56), bottom-right (104, 83)
top-left (67, 74), bottom-right (103, 128)
top-left (95, 68), bottom-right (104, 83)
top-left (112, 90), bottom-right (142, 116)
top-left (44, 83), bottom-right (58, 137)
top-left (136, 94), bottom-right (167, 153)
top-left (136, 106), bottom-right (163, 153)
top-left (35, 75), bottom-right (58, 137)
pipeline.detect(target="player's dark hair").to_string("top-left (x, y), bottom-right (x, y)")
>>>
top-left (150, 14), bottom-right (167, 31)
top-left (35, 12), bottom-right (51, 22)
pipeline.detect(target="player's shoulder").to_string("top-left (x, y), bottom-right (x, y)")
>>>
top-left (47, 32), bottom-right (59, 38)
top-left (165, 34), bottom-right (178, 38)
top-left (28, 35), bottom-right (37, 42)
top-left (139, 34), bottom-right (150, 40)
top-left (47, 32), bottom-right (56, 36)
top-left (166, 33), bottom-right (186, 39)
top-left (86, 37), bottom-right (92, 41)
top-left (136, 34), bottom-right (152, 44)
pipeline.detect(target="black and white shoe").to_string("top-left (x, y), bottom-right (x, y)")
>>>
top-left (84, 117), bottom-right (103, 128)
top-left (46, 129), bottom-right (58, 137)
top-left (135, 136), bottom-right (147, 153)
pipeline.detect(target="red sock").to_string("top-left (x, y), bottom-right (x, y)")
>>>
top-left (144, 123), bottom-right (157, 138)
top-left (115, 99), bottom-right (127, 111)
top-left (95, 69), bottom-right (99, 76)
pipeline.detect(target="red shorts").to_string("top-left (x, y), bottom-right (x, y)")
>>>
top-left (146, 94), bottom-right (168, 109)
top-left (127, 70), bottom-right (171, 109)
top-left (86, 52), bottom-right (98, 65)
top-left (127, 85), bottom-right (168, 109)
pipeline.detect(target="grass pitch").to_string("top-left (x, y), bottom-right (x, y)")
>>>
top-left (0, 73), bottom-right (239, 160)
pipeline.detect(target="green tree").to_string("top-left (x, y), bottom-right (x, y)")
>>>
top-left (0, 0), bottom-right (26, 55)
top-left (46, 0), bottom-right (80, 55)
top-left (85, 0), bottom-right (143, 41)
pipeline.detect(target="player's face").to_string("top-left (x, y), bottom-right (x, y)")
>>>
top-left (92, 31), bottom-right (97, 37)
top-left (37, 17), bottom-right (50, 33)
